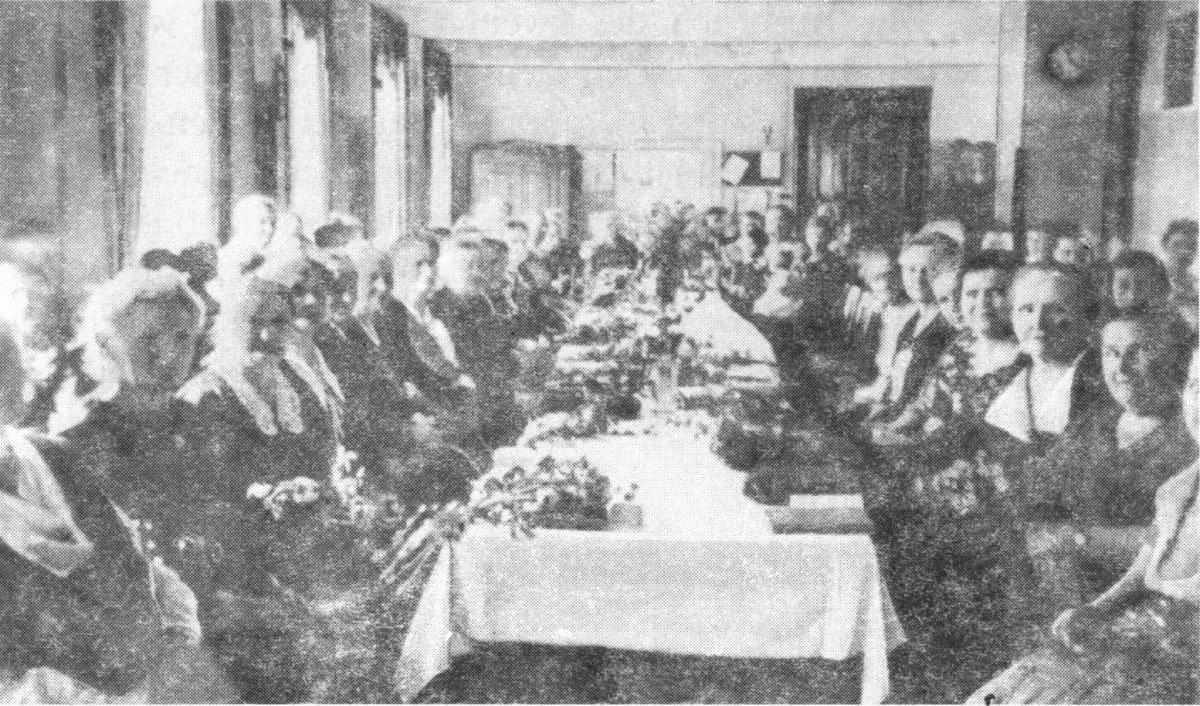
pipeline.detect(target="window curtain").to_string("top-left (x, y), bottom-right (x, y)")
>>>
top-left (424, 42), bottom-right (452, 229)
top-left (372, 11), bottom-right (407, 248)
top-left (136, 0), bottom-right (212, 255)
top-left (93, 1), bottom-right (130, 271)
top-left (284, 2), bottom-right (331, 238)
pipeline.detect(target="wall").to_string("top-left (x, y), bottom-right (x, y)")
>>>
top-left (0, 1), bottom-right (129, 290)
top-left (1019, 1), bottom-right (1138, 236)
top-left (452, 56), bottom-right (1000, 216)
top-left (1132, 1), bottom-right (1198, 252)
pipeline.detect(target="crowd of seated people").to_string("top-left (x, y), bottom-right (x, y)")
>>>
top-left (0, 190), bottom-right (1196, 704)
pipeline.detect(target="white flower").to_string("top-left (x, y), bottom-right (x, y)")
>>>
top-left (247, 482), bottom-right (274, 501)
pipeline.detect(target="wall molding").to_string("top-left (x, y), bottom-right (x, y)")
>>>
top-left (446, 39), bottom-right (1000, 69)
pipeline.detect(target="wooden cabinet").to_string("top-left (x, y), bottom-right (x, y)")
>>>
top-left (469, 140), bottom-right (580, 224)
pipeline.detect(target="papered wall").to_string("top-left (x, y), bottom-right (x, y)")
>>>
top-left (1019, 1), bottom-right (1138, 237)
top-left (452, 62), bottom-right (999, 216)
top-left (1132, 1), bottom-right (1199, 253)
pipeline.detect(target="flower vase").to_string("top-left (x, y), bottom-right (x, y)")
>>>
top-left (608, 502), bottom-right (644, 531)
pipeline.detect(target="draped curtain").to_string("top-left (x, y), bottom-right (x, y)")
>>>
top-left (372, 11), bottom-right (407, 248)
top-left (424, 42), bottom-right (452, 229)
top-left (284, 2), bottom-right (331, 238)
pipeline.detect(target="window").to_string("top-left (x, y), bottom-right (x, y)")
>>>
top-left (1165, 11), bottom-right (1197, 109)
top-left (138, 0), bottom-right (212, 255)
top-left (373, 11), bottom-right (407, 247)
top-left (425, 43), bottom-right (452, 229)
top-left (283, 1), bottom-right (331, 237)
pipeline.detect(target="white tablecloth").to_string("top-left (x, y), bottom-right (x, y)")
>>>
top-left (395, 529), bottom-right (905, 703)
top-left (524, 424), bottom-right (774, 537)
top-left (396, 413), bottom-right (903, 703)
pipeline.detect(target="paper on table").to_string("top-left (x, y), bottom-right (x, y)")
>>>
top-left (721, 154), bottom-right (750, 185)
top-left (790, 494), bottom-right (866, 510)
top-left (760, 151), bottom-right (782, 180)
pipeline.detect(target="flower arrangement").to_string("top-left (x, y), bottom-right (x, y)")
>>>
top-left (915, 451), bottom-right (1011, 516)
top-left (468, 452), bottom-right (613, 537)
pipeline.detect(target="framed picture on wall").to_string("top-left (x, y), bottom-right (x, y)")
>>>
top-left (1164, 10), bottom-right (1197, 109)
top-left (721, 151), bottom-right (785, 187)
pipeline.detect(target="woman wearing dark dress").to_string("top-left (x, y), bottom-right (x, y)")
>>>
top-left (377, 234), bottom-right (485, 496)
top-left (1019, 312), bottom-right (1197, 602)
top-left (970, 347), bottom-right (1200, 704)
top-left (877, 263), bottom-right (1112, 701)
top-left (175, 260), bottom-right (345, 702)
top-left (0, 289), bottom-right (235, 703)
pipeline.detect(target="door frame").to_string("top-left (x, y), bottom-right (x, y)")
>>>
top-left (794, 86), bottom-right (932, 239)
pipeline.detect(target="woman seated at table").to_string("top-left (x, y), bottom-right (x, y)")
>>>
top-left (871, 250), bottom-right (1023, 448)
top-left (0, 316), bottom-right (235, 703)
top-left (846, 232), bottom-right (957, 425)
top-left (977, 263), bottom-right (1113, 462)
top-left (431, 235), bottom-right (526, 449)
top-left (173, 259), bottom-right (347, 702)
top-left (377, 233), bottom-right (485, 487)
top-left (50, 268), bottom-right (228, 589)
top-left (1019, 312), bottom-right (1196, 600)
top-left (969, 347), bottom-right (1200, 705)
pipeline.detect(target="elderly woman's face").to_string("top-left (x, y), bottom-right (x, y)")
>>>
top-left (932, 271), bottom-right (962, 329)
top-left (1011, 270), bottom-right (1089, 363)
top-left (898, 244), bottom-right (936, 305)
top-left (1102, 319), bottom-right (1181, 417)
top-left (1053, 238), bottom-right (1088, 267)
top-left (960, 268), bottom-right (1011, 339)
top-left (249, 288), bottom-right (293, 355)
top-left (393, 242), bottom-right (438, 300)
top-left (110, 297), bottom-right (201, 391)
top-left (290, 267), bottom-right (331, 326)
top-left (1025, 230), bottom-right (1054, 264)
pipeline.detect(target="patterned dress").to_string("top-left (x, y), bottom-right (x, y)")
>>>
top-left (970, 463), bottom-right (1200, 705)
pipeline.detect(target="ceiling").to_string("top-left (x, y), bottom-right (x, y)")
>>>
top-left (382, 1), bottom-right (1008, 45)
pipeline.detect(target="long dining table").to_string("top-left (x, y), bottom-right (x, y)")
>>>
top-left (394, 412), bottom-right (906, 704)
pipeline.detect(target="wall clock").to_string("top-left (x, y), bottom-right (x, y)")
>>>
top-left (1045, 40), bottom-right (1095, 83)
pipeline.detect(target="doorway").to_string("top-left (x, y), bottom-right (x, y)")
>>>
top-left (794, 87), bottom-right (931, 243)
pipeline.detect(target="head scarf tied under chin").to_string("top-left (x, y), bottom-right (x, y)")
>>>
top-left (180, 268), bottom-right (342, 437)
top-left (47, 267), bottom-right (206, 436)
top-left (0, 427), bottom-right (92, 577)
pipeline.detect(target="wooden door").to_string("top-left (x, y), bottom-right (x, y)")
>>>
top-left (795, 87), bottom-right (931, 243)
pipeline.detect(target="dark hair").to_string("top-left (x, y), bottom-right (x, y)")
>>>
top-left (1032, 220), bottom-right (1082, 242)
top-left (1162, 219), bottom-right (1199, 248)
top-left (1104, 310), bottom-right (1194, 389)
top-left (313, 222), bottom-right (361, 249)
top-left (141, 249), bottom-right (180, 271)
top-left (963, 250), bottom-right (1021, 278)
top-left (1110, 250), bottom-right (1170, 291)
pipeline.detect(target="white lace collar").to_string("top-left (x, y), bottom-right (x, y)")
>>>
top-left (984, 353), bottom-right (1084, 443)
